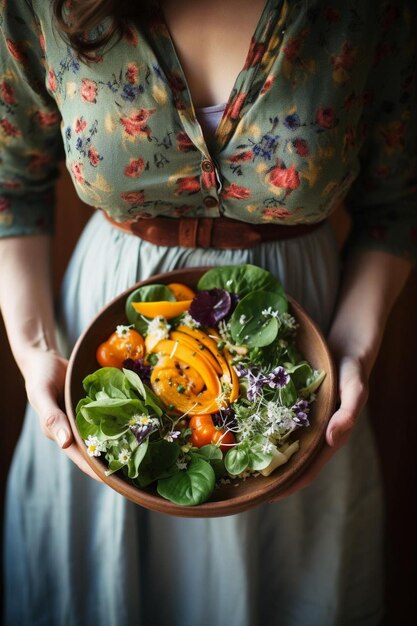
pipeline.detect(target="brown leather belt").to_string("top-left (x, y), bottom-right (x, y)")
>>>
top-left (104, 214), bottom-right (325, 249)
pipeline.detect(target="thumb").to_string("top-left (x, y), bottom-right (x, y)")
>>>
top-left (29, 386), bottom-right (73, 448)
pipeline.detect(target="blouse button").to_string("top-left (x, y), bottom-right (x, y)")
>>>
top-left (203, 195), bottom-right (218, 208)
top-left (202, 159), bottom-right (214, 173)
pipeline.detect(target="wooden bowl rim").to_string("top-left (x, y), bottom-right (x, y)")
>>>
top-left (65, 267), bottom-right (337, 517)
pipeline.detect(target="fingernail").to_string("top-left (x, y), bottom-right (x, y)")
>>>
top-left (57, 428), bottom-right (68, 448)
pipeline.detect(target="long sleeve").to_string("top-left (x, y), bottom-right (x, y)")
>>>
top-left (0, 0), bottom-right (63, 238)
top-left (345, 1), bottom-right (417, 263)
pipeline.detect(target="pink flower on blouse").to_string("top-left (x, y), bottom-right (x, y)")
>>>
top-left (75, 117), bottom-right (87, 133)
top-left (222, 183), bottom-right (251, 200)
top-left (120, 108), bottom-right (156, 138)
top-left (224, 93), bottom-right (246, 121)
top-left (125, 63), bottom-right (139, 85)
top-left (175, 176), bottom-right (201, 195)
top-left (48, 69), bottom-right (57, 93)
top-left (292, 138), bottom-right (309, 157)
top-left (124, 158), bottom-right (145, 178)
top-left (70, 162), bottom-right (85, 184)
top-left (267, 162), bottom-right (300, 196)
top-left (121, 191), bottom-right (145, 205)
top-left (88, 146), bottom-right (101, 167)
top-left (81, 79), bottom-right (98, 103)
top-left (124, 24), bottom-right (139, 47)
top-left (36, 110), bottom-right (59, 127)
top-left (0, 81), bottom-right (15, 105)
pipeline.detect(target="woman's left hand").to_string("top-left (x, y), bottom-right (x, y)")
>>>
top-left (268, 355), bottom-right (368, 501)
top-left (268, 249), bottom-right (412, 503)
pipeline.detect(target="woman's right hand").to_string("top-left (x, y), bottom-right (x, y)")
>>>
top-left (22, 347), bottom-right (102, 482)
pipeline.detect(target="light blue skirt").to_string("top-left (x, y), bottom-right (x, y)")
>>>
top-left (4, 212), bottom-right (384, 626)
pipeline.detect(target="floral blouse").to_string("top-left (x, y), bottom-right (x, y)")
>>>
top-left (0, 0), bottom-right (416, 261)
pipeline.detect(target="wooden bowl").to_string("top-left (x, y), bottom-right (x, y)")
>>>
top-left (65, 267), bottom-right (337, 517)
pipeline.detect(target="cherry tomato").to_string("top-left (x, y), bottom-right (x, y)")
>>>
top-left (189, 414), bottom-right (236, 453)
top-left (96, 326), bottom-right (145, 368)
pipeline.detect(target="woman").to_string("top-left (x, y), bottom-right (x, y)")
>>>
top-left (1, 0), bottom-right (415, 624)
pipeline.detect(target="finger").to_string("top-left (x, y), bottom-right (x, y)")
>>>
top-left (327, 362), bottom-right (368, 448)
top-left (28, 385), bottom-right (73, 448)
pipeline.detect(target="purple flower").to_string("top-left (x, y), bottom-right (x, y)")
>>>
top-left (292, 399), bottom-right (310, 426)
top-left (130, 422), bottom-right (157, 444)
top-left (123, 358), bottom-right (151, 384)
top-left (212, 407), bottom-right (237, 430)
top-left (247, 369), bottom-right (267, 402)
top-left (267, 366), bottom-right (290, 389)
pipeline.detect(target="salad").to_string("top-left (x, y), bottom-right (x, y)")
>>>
top-left (76, 264), bottom-right (326, 506)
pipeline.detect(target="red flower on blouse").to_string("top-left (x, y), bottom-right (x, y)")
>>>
top-left (175, 176), bottom-right (201, 195)
top-left (222, 183), bottom-right (251, 200)
top-left (0, 198), bottom-right (10, 212)
top-left (229, 150), bottom-right (253, 163)
top-left (124, 158), bottom-right (145, 178)
top-left (74, 117), bottom-right (87, 133)
top-left (244, 40), bottom-right (266, 69)
top-left (267, 162), bottom-right (300, 196)
top-left (0, 118), bottom-right (21, 138)
top-left (81, 79), bottom-right (98, 103)
top-left (120, 108), bottom-right (156, 138)
top-left (315, 107), bottom-right (337, 129)
top-left (88, 146), bottom-right (101, 167)
top-left (121, 191), bottom-right (145, 205)
top-left (125, 63), bottom-right (139, 85)
top-left (224, 93), bottom-right (246, 121)
top-left (70, 162), bottom-right (85, 184)
top-left (262, 207), bottom-right (291, 219)
top-left (47, 69), bottom-right (57, 93)
top-left (36, 110), bottom-right (60, 127)
top-left (5, 39), bottom-right (27, 64)
top-left (176, 132), bottom-right (197, 152)
top-left (0, 81), bottom-right (15, 105)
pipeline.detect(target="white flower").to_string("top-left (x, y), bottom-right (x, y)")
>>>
top-left (239, 314), bottom-right (247, 324)
top-left (146, 315), bottom-right (170, 340)
top-left (181, 312), bottom-right (200, 329)
top-left (262, 306), bottom-right (280, 318)
top-left (116, 324), bottom-right (132, 337)
top-left (84, 436), bottom-right (106, 457)
top-left (262, 441), bottom-right (274, 454)
top-left (165, 430), bottom-right (181, 442)
top-left (118, 448), bottom-right (131, 464)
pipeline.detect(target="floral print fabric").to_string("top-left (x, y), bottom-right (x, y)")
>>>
top-left (0, 0), bottom-right (416, 261)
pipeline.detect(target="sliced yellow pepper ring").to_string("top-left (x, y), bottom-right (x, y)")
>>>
top-left (169, 330), bottom-right (222, 375)
top-left (175, 325), bottom-right (228, 367)
top-left (131, 299), bottom-right (192, 319)
top-left (167, 282), bottom-right (196, 301)
top-left (150, 367), bottom-right (219, 415)
top-left (150, 339), bottom-right (221, 396)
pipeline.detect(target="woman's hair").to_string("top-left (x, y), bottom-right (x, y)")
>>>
top-left (52, 0), bottom-right (147, 61)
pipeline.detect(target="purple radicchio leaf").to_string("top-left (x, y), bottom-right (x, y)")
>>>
top-left (189, 288), bottom-right (232, 326)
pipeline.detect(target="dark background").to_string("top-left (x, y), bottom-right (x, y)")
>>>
top-left (1, 166), bottom-right (416, 625)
